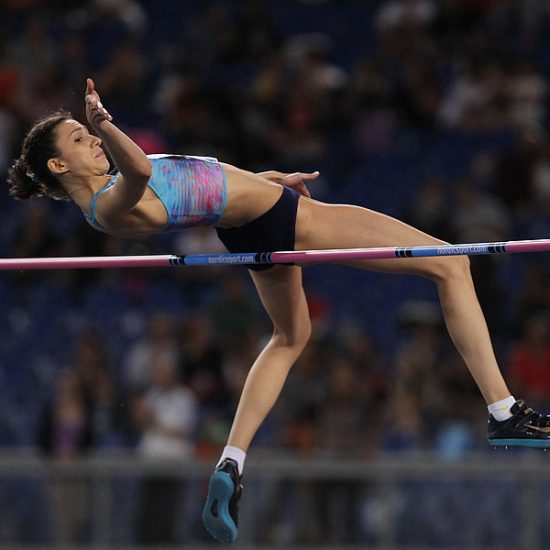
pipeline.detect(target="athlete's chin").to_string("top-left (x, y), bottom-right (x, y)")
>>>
top-left (96, 157), bottom-right (110, 171)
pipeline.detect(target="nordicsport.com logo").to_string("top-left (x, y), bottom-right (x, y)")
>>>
top-left (207, 254), bottom-right (256, 264)
top-left (436, 245), bottom-right (488, 255)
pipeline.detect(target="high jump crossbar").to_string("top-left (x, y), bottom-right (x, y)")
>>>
top-left (0, 238), bottom-right (549, 271)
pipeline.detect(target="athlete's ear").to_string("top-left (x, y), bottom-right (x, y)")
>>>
top-left (47, 157), bottom-right (68, 175)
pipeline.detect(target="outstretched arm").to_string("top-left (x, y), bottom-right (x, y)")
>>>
top-left (257, 170), bottom-right (319, 198)
top-left (85, 78), bottom-right (152, 220)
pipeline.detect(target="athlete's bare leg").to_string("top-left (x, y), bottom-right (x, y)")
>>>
top-left (226, 197), bottom-right (510, 451)
top-left (225, 265), bottom-right (311, 451)
top-left (294, 198), bottom-right (510, 405)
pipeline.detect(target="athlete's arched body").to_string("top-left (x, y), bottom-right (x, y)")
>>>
top-left (8, 79), bottom-right (550, 544)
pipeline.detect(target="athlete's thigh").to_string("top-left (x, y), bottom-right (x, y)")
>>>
top-left (294, 197), bottom-right (454, 276)
top-left (249, 265), bottom-right (310, 335)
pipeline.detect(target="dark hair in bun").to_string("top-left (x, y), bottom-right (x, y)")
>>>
top-left (7, 111), bottom-right (73, 201)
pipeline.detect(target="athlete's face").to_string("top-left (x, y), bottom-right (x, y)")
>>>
top-left (49, 119), bottom-right (110, 178)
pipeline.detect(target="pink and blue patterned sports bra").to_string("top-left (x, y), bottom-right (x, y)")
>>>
top-left (83, 154), bottom-right (227, 234)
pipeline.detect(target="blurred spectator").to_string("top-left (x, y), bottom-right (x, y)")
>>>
top-left (531, 135), bottom-right (550, 206)
top-left (0, 106), bottom-right (18, 175)
top-left (514, 261), bottom-right (550, 325)
top-left (57, 32), bottom-right (88, 106)
top-left (134, 348), bottom-right (197, 457)
top-left (404, 177), bottom-right (453, 241)
top-left (228, 0), bottom-right (282, 61)
top-left (383, 302), bottom-right (444, 450)
top-left (286, 33), bottom-right (348, 97)
top-left (123, 312), bottom-right (179, 391)
top-left (208, 271), bottom-right (262, 352)
top-left (132, 348), bottom-right (198, 545)
top-left (90, 0), bottom-right (147, 36)
top-left (6, 199), bottom-right (63, 298)
top-left (507, 59), bottom-right (547, 129)
top-left (41, 369), bottom-right (89, 545)
top-left (433, 353), bottom-right (482, 456)
top-left (40, 369), bottom-right (86, 459)
top-left (95, 37), bottom-right (151, 123)
top-left (277, 340), bottom-right (328, 455)
top-left (218, 330), bottom-right (262, 414)
top-left (507, 312), bottom-right (550, 406)
top-left (395, 56), bottom-right (441, 129)
top-left (178, 314), bottom-right (228, 408)
top-left (439, 58), bottom-right (508, 130)
top-left (39, 330), bottom-right (124, 454)
top-left (376, 0), bottom-right (438, 34)
top-left (346, 56), bottom-right (397, 156)
top-left (316, 358), bottom-right (370, 457)
top-left (11, 201), bottom-right (60, 260)
top-left (494, 124), bottom-right (546, 219)
top-left (6, 15), bottom-right (57, 97)
top-left (337, 328), bottom-right (388, 440)
top-left (71, 331), bottom-right (126, 449)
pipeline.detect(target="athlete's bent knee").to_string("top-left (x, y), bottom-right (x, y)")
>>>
top-left (273, 315), bottom-right (312, 354)
top-left (425, 254), bottom-right (471, 283)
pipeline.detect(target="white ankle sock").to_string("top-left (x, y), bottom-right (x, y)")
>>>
top-left (217, 445), bottom-right (246, 476)
top-left (488, 396), bottom-right (516, 421)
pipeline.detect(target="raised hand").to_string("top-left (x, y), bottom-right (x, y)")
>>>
top-left (257, 170), bottom-right (319, 198)
top-left (85, 78), bottom-right (113, 127)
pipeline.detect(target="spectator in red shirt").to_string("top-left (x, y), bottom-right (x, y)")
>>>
top-left (508, 312), bottom-right (550, 404)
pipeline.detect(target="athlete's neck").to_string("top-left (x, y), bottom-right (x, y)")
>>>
top-left (63, 174), bottom-right (112, 209)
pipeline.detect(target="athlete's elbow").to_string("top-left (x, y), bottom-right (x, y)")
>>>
top-left (134, 159), bottom-right (152, 178)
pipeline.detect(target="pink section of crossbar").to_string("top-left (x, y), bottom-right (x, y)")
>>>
top-left (271, 247), bottom-right (400, 263)
top-left (503, 239), bottom-right (550, 254)
top-left (0, 255), bottom-right (175, 271)
top-left (272, 238), bottom-right (550, 263)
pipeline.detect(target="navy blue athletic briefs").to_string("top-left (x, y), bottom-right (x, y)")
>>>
top-left (216, 186), bottom-right (300, 271)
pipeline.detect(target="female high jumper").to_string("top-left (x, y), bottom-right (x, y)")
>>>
top-left (7, 79), bottom-right (550, 544)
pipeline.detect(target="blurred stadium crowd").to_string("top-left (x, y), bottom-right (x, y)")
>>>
top-left (1, 0), bottom-right (550, 544)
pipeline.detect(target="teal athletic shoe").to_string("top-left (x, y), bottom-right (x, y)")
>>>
top-left (488, 399), bottom-right (550, 448)
top-left (202, 458), bottom-right (242, 543)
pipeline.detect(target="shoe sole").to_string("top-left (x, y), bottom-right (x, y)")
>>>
top-left (202, 471), bottom-right (238, 543)
top-left (489, 438), bottom-right (550, 448)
